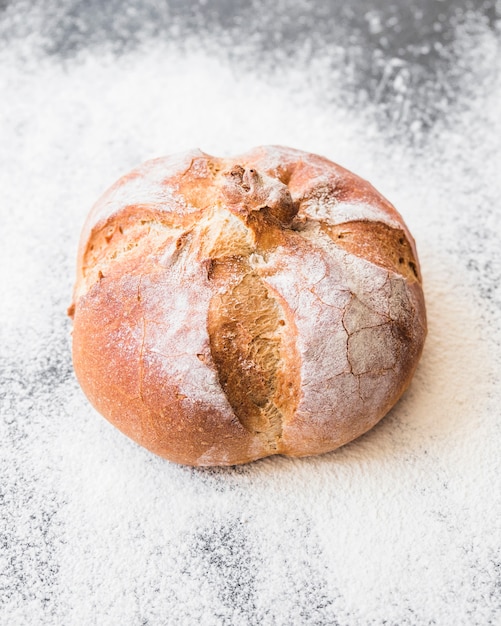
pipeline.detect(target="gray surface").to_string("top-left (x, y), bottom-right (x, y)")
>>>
top-left (0, 0), bottom-right (498, 130)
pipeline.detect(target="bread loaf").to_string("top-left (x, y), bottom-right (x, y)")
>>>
top-left (69, 146), bottom-right (426, 466)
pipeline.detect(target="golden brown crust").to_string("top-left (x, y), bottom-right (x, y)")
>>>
top-left (70, 146), bottom-right (427, 466)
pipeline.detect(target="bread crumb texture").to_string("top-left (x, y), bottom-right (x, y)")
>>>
top-left (71, 146), bottom-right (426, 465)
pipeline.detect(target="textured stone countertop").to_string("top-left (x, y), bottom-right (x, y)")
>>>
top-left (1, 1), bottom-right (500, 624)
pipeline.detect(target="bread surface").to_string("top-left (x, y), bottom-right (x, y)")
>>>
top-left (69, 146), bottom-right (426, 466)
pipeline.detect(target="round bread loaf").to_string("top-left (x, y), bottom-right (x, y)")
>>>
top-left (69, 146), bottom-right (426, 466)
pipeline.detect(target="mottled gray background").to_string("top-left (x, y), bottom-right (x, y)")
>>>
top-left (1, 0), bottom-right (498, 129)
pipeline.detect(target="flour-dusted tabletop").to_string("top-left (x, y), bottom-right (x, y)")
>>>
top-left (1, 1), bottom-right (500, 625)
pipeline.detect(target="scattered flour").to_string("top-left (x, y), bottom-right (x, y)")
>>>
top-left (1, 9), bottom-right (500, 626)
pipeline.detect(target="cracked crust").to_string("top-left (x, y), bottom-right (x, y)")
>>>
top-left (69, 145), bottom-right (426, 466)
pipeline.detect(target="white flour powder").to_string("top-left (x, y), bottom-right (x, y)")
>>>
top-left (1, 11), bottom-right (500, 626)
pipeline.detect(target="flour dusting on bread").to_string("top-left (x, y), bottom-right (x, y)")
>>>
top-left (70, 146), bottom-right (426, 466)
